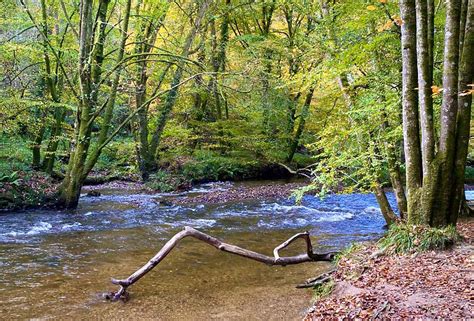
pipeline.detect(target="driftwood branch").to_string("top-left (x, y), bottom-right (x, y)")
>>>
top-left (106, 227), bottom-right (337, 301)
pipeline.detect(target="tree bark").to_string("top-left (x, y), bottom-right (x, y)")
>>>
top-left (287, 87), bottom-right (315, 163)
top-left (400, 0), bottom-right (423, 224)
top-left (374, 184), bottom-right (399, 226)
top-left (385, 143), bottom-right (408, 219)
top-left (83, 0), bottom-right (132, 179)
top-left (433, 0), bottom-right (462, 226)
top-left (149, 0), bottom-right (210, 160)
top-left (416, 0), bottom-right (435, 180)
top-left (58, 0), bottom-right (109, 208)
top-left (449, 1), bottom-right (474, 224)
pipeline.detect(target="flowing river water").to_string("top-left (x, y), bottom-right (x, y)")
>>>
top-left (0, 180), bottom-right (394, 320)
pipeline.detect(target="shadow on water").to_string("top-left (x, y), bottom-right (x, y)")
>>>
top-left (0, 181), bottom-right (394, 320)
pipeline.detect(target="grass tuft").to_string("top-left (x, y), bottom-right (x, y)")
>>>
top-left (378, 223), bottom-right (461, 254)
top-left (334, 242), bottom-right (363, 265)
top-left (312, 280), bottom-right (335, 302)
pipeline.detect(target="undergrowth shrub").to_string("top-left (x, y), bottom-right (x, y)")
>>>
top-left (181, 150), bottom-right (258, 182)
top-left (379, 224), bottom-right (461, 254)
top-left (145, 170), bottom-right (188, 192)
top-left (96, 139), bottom-right (137, 175)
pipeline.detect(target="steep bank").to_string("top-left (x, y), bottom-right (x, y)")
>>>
top-left (305, 219), bottom-right (473, 320)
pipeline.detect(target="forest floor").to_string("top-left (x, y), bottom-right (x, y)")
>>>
top-left (305, 218), bottom-right (474, 320)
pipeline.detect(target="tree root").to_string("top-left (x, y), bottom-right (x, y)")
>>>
top-left (296, 268), bottom-right (336, 288)
top-left (106, 226), bottom-right (337, 301)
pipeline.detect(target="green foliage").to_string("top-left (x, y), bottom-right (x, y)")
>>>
top-left (95, 139), bottom-right (137, 175)
top-left (145, 170), bottom-right (187, 192)
top-left (0, 171), bottom-right (21, 185)
top-left (378, 224), bottom-right (461, 254)
top-left (1, 0), bottom-right (470, 215)
top-left (0, 136), bottom-right (32, 176)
top-left (465, 166), bottom-right (474, 182)
top-left (181, 150), bottom-right (259, 182)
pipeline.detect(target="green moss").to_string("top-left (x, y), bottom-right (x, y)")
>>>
top-left (312, 280), bottom-right (335, 302)
top-left (378, 223), bottom-right (461, 254)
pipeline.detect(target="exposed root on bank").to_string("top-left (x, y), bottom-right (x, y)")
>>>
top-left (106, 226), bottom-right (337, 301)
top-left (296, 268), bottom-right (336, 288)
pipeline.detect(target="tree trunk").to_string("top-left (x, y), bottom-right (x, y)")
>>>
top-left (83, 0), bottom-right (132, 179)
top-left (374, 184), bottom-right (399, 226)
top-left (385, 143), bottom-right (408, 219)
top-left (449, 1), bottom-right (473, 224)
top-left (42, 108), bottom-right (66, 173)
top-left (432, 0), bottom-right (462, 226)
top-left (32, 125), bottom-right (45, 170)
top-left (131, 4), bottom-right (168, 180)
top-left (416, 0), bottom-right (435, 180)
top-left (287, 87), bottom-right (315, 163)
top-left (58, 0), bottom-right (108, 208)
top-left (399, 0), bottom-right (424, 224)
top-left (149, 0), bottom-right (209, 160)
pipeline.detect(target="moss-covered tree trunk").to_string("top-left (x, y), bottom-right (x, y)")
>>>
top-left (287, 87), bottom-right (314, 163)
top-left (399, 0), bottom-right (473, 227)
top-left (148, 0), bottom-right (210, 161)
top-left (374, 184), bottom-right (399, 226)
top-left (58, 0), bottom-right (132, 208)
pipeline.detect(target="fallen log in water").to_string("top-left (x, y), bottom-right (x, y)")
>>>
top-left (106, 226), bottom-right (337, 301)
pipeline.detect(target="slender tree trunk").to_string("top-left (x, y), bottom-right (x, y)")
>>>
top-left (59, 0), bottom-right (109, 208)
top-left (385, 143), bottom-right (408, 219)
top-left (449, 1), bottom-right (474, 224)
top-left (42, 109), bottom-right (66, 173)
top-left (32, 125), bottom-right (45, 169)
top-left (287, 88), bottom-right (314, 163)
top-left (416, 0), bottom-right (435, 179)
top-left (83, 0), bottom-right (132, 179)
top-left (400, 0), bottom-right (424, 224)
top-left (260, 0), bottom-right (276, 133)
top-left (432, 0), bottom-right (462, 226)
top-left (130, 4), bottom-right (169, 180)
top-left (374, 184), bottom-right (399, 226)
top-left (149, 0), bottom-right (209, 160)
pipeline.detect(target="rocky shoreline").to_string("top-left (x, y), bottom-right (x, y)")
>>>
top-left (174, 181), bottom-right (307, 204)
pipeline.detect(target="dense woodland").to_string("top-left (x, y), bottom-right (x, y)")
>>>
top-left (0, 0), bottom-right (473, 226)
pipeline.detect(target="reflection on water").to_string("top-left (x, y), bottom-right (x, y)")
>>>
top-left (0, 181), bottom-right (393, 320)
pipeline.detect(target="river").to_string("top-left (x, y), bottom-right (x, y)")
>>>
top-left (0, 180), bottom-right (394, 320)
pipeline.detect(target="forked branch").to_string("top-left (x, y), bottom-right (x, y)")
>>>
top-left (106, 227), bottom-right (336, 301)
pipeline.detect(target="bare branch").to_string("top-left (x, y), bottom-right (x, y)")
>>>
top-left (106, 227), bottom-right (336, 301)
